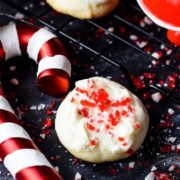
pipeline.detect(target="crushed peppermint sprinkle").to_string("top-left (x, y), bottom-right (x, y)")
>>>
top-left (10, 78), bottom-right (19, 85)
top-left (72, 82), bottom-right (138, 147)
top-left (37, 103), bottom-right (46, 110)
top-left (40, 134), bottom-right (46, 139)
top-left (151, 92), bottom-right (162, 103)
top-left (168, 164), bottom-right (176, 172)
top-left (168, 137), bottom-right (176, 143)
top-left (145, 172), bottom-right (155, 180)
top-left (168, 108), bottom-right (175, 115)
top-left (74, 172), bottom-right (82, 180)
top-left (30, 105), bottom-right (37, 110)
top-left (129, 162), bottom-right (135, 169)
top-left (9, 66), bottom-right (16, 71)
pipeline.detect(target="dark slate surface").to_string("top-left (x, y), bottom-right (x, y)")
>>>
top-left (0, 0), bottom-right (180, 180)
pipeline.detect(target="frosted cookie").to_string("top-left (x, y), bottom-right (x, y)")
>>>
top-left (55, 77), bottom-right (149, 163)
top-left (46, 0), bottom-right (119, 19)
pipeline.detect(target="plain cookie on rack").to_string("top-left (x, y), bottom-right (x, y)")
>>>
top-left (46, 0), bottom-right (119, 19)
top-left (55, 77), bottom-right (149, 163)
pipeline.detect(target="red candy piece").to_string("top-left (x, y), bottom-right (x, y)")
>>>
top-left (86, 123), bottom-right (95, 131)
top-left (80, 100), bottom-right (96, 108)
top-left (167, 30), bottom-right (180, 46)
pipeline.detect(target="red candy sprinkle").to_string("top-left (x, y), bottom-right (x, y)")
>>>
top-left (90, 140), bottom-right (96, 146)
top-left (109, 113), bottom-right (120, 126)
top-left (86, 123), bottom-right (95, 131)
top-left (80, 100), bottom-right (96, 108)
top-left (108, 167), bottom-right (118, 175)
top-left (98, 88), bottom-right (109, 99)
top-left (160, 144), bottom-right (171, 153)
top-left (106, 124), bottom-right (110, 129)
top-left (154, 171), bottom-right (170, 180)
top-left (134, 123), bottom-right (141, 129)
top-left (81, 108), bottom-right (89, 118)
top-left (122, 142), bottom-right (128, 146)
top-left (118, 137), bottom-right (124, 142)
top-left (97, 119), bottom-right (104, 124)
top-left (71, 97), bottom-right (75, 103)
top-left (121, 110), bottom-right (128, 116)
top-left (75, 87), bottom-right (88, 95)
top-left (46, 108), bottom-right (53, 115)
top-left (89, 91), bottom-right (98, 102)
top-left (112, 98), bottom-right (131, 107)
top-left (131, 76), bottom-right (146, 89)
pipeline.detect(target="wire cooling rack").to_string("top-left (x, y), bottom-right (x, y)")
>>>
top-left (1, 0), bottom-right (180, 103)
top-left (0, 0), bottom-right (180, 180)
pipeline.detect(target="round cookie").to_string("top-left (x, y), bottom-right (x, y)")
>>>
top-left (55, 77), bottom-right (149, 163)
top-left (46, 0), bottom-right (119, 19)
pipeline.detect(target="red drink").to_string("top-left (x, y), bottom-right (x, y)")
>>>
top-left (137, 0), bottom-right (180, 45)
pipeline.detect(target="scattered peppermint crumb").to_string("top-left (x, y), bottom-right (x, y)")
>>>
top-left (144, 16), bottom-right (153, 25)
top-left (129, 162), bottom-right (135, 169)
top-left (137, 41), bottom-right (147, 48)
top-left (95, 71), bottom-right (99, 75)
top-left (166, 49), bottom-right (172, 55)
top-left (171, 145), bottom-right (175, 151)
top-left (37, 103), bottom-right (46, 110)
top-left (130, 35), bottom-right (138, 40)
top-left (165, 60), bottom-right (171, 65)
top-left (160, 44), bottom-right (165, 49)
top-left (108, 27), bottom-right (114, 33)
top-left (75, 172), bottom-right (82, 180)
top-left (40, 134), bottom-right (46, 139)
top-left (90, 65), bottom-right (95, 70)
top-left (152, 60), bottom-right (158, 65)
top-left (151, 92), bottom-right (162, 102)
top-left (10, 78), bottom-right (19, 86)
top-left (168, 108), bottom-right (175, 115)
top-left (106, 76), bottom-right (112, 80)
top-left (168, 137), bottom-right (176, 143)
top-left (152, 52), bottom-right (160, 59)
top-left (9, 66), bottom-right (16, 71)
top-left (168, 165), bottom-right (175, 172)
top-left (145, 172), bottom-right (155, 180)
top-left (15, 12), bottom-right (24, 19)
top-left (30, 105), bottom-right (37, 110)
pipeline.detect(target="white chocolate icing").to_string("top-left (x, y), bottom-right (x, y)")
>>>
top-left (4, 149), bottom-right (53, 177)
top-left (56, 77), bottom-right (149, 162)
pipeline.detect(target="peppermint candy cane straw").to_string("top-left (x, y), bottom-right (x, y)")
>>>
top-left (0, 22), bottom-right (71, 179)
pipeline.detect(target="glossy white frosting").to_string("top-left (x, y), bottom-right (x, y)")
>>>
top-left (56, 77), bottom-right (149, 162)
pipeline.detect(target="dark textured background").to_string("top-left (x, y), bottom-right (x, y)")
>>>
top-left (0, 0), bottom-right (180, 179)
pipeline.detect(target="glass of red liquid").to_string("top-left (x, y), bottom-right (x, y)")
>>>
top-left (137, 0), bottom-right (180, 46)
